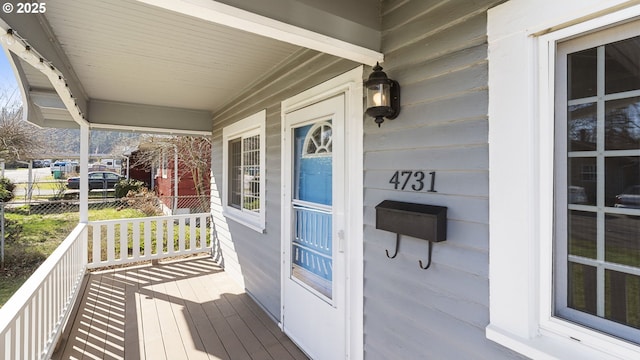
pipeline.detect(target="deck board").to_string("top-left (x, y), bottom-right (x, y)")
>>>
top-left (53, 257), bottom-right (308, 360)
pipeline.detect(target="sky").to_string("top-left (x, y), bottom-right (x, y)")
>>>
top-left (0, 48), bottom-right (21, 107)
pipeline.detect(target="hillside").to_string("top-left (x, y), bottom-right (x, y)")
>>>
top-left (40, 128), bottom-right (141, 158)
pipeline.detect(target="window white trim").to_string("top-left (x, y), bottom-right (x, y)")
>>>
top-left (222, 109), bottom-right (266, 232)
top-left (161, 150), bottom-right (168, 179)
top-left (488, 1), bottom-right (640, 359)
top-left (302, 121), bottom-right (333, 158)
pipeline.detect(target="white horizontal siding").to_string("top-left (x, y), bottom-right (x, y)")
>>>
top-left (210, 51), bottom-right (358, 319)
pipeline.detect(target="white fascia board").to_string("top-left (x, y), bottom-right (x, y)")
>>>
top-left (135, 0), bottom-right (384, 65)
top-left (89, 99), bottom-right (212, 135)
top-left (91, 123), bottom-right (211, 136)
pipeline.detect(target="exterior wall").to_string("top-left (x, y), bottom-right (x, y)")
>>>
top-left (128, 151), bottom-right (152, 187)
top-left (156, 159), bottom-right (210, 212)
top-left (358, 1), bottom-right (521, 358)
top-left (210, 50), bottom-right (359, 319)
top-left (155, 171), bottom-right (171, 196)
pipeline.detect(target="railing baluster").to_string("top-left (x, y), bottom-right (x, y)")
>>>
top-left (13, 319), bottom-right (19, 360)
top-left (179, 218), bottom-right (186, 253)
top-left (92, 224), bottom-right (101, 264)
top-left (107, 224), bottom-right (115, 264)
top-left (190, 218), bottom-right (196, 251)
top-left (36, 288), bottom-right (42, 358)
top-left (158, 219), bottom-right (165, 255)
top-left (167, 218), bottom-right (174, 255)
top-left (144, 220), bottom-right (152, 258)
top-left (120, 221), bottom-right (127, 263)
top-left (200, 214), bottom-right (206, 249)
top-left (133, 221), bottom-right (140, 259)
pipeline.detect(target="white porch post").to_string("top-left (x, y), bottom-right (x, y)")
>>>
top-left (79, 125), bottom-right (89, 222)
top-left (173, 144), bottom-right (178, 212)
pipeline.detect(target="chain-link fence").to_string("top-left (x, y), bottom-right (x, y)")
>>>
top-left (0, 194), bottom-right (210, 268)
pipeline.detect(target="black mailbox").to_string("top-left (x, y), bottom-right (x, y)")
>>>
top-left (375, 200), bottom-right (447, 242)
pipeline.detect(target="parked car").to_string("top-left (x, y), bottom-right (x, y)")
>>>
top-left (66, 171), bottom-right (124, 190)
top-left (51, 161), bottom-right (78, 174)
top-left (614, 185), bottom-right (640, 209)
top-left (568, 186), bottom-right (588, 204)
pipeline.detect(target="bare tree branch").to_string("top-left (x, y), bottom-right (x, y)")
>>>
top-left (0, 88), bottom-right (44, 161)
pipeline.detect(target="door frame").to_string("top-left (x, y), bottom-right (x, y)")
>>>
top-left (280, 66), bottom-right (364, 359)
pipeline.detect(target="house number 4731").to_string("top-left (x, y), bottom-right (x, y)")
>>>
top-left (389, 170), bottom-right (436, 192)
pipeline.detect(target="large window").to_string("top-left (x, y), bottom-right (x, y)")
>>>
top-left (488, 2), bottom-right (640, 359)
top-left (556, 22), bottom-right (640, 344)
top-left (222, 110), bottom-right (266, 232)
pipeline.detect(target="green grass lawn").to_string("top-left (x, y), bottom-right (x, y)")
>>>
top-left (0, 206), bottom-right (147, 307)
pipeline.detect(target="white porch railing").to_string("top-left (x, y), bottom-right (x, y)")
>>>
top-left (0, 212), bottom-right (213, 360)
top-left (0, 223), bottom-right (87, 360)
top-left (87, 212), bottom-right (212, 269)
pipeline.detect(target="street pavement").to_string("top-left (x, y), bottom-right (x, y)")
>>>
top-left (2, 167), bottom-right (52, 183)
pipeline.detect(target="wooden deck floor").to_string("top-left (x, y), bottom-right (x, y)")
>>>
top-left (53, 257), bottom-right (308, 360)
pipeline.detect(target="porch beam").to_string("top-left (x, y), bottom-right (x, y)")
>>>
top-left (88, 100), bottom-right (212, 135)
top-left (135, 0), bottom-right (384, 65)
top-left (0, 22), bottom-right (89, 128)
top-left (0, 14), bottom-right (88, 115)
top-left (30, 89), bottom-right (66, 110)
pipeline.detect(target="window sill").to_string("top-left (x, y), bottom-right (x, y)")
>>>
top-left (486, 324), bottom-right (640, 359)
top-left (222, 210), bottom-right (265, 233)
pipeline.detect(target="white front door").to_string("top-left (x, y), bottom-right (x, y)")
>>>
top-left (282, 94), bottom-right (346, 359)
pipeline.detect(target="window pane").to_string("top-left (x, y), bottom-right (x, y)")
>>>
top-left (242, 135), bottom-right (260, 212)
top-left (559, 25), bottom-right (640, 345)
top-left (569, 48), bottom-right (597, 100)
top-left (568, 103), bottom-right (597, 151)
top-left (569, 211), bottom-right (597, 259)
top-left (568, 262), bottom-right (598, 316)
top-left (605, 270), bottom-right (640, 329)
top-left (568, 157), bottom-right (596, 205)
top-left (295, 123), bottom-right (332, 205)
top-left (605, 97), bottom-right (640, 150)
top-left (605, 214), bottom-right (640, 267)
top-left (605, 36), bottom-right (640, 95)
top-left (229, 138), bottom-right (242, 208)
top-left (606, 156), bottom-right (640, 207)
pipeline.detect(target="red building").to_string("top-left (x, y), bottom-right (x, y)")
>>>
top-left (153, 146), bottom-right (211, 214)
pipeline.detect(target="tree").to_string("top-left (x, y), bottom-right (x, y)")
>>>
top-left (0, 87), bottom-right (44, 161)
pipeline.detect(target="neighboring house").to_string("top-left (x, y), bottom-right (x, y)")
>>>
top-left (126, 149), bottom-right (152, 187)
top-left (154, 146), bottom-right (211, 214)
top-left (126, 143), bottom-right (211, 214)
top-left (3, 0), bottom-right (640, 359)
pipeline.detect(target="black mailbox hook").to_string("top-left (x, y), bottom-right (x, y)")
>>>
top-left (386, 234), bottom-right (434, 270)
top-left (418, 241), bottom-right (433, 270)
top-left (385, 234), bottom-right (400, 259)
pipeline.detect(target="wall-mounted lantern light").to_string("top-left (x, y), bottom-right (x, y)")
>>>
top-left (365, 62), bottom-right (400, 127)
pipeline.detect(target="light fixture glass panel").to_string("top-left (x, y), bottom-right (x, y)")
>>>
top-left (367, 83), bottom-right (390, 107)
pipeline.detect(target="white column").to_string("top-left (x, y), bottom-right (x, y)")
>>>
top-left (173, 144), bottom-right (178, 212)
top-left (79, 125), bottom-right (89, 223)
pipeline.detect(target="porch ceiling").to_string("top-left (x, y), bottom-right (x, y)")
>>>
top-left (0, 0), bottom-right (382, 135)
